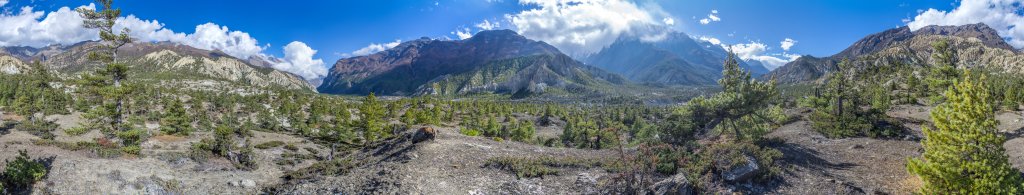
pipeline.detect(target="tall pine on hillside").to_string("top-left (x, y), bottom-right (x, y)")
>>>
top-left (908, 70), bottom-right (1023, 194)
top-left (925, 39), bottom-right (960, 104)
top-left (77, 0), bottom-right (135, 139)
top-left (360, 93), bottom-right (386, 143)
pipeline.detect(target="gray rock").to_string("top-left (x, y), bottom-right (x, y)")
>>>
top-left (722, 155), bottom-right (760, 182)
top-left (240, 179), bottom-right (256, 188)
top-left (650, 173), bottom-right (693, 195)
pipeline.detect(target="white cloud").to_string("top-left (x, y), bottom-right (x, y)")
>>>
top-left (453, 27), bottom-right (473, 39)
top-left (663, 17), bottom-right (675, 26)
top-left (345, 39), bottom-right (402, 57)
top-left (507, 0), bottom-right (672, 55)
top-left (725, 41), bottom-right (800, 70)
top-left (0, 4), bottom-right (332, 80)
top-left (114, 15), bottom-right (187, 43)
top-left (476, 19), bottom-right (500, 30)
top-left (0, 0), bottom-right (8, 7)
top-left (697, 36), bottom-right (722, 46)
top-left (0, 4), bottom-right (98, 47)
top-left (271, 41), bottom-right (327, 79)
top-left (906, 0), bottom-right (1024, 48)
top-left (698, 9), bottom-right (720, 25)
top-left (780, 38), bottom-right (796, 51)
top-left (185, 23), bottom-right (266, 59)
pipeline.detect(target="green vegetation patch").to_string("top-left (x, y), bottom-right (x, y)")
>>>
top-left (484, 156), bottom-right (612, 178)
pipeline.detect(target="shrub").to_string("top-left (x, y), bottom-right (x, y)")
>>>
top-left (484, 156), bottom-right (610, 178)
top-left (14, 119), bottom-right (57, 140)
top-left (459, 127), bottom-right (481, 136)
top-left (116, 129), bottom-right (147, 147)
top-left (121, 146), bottom-right (141, 155)
top-left (64, 127), bottom-right (90, 136)
top-left (284, 144), bottom-right (299, 151)
top-left (254, 141), bottom-right (285, 149)
top-left (2, 150), bottom-right (47, 189)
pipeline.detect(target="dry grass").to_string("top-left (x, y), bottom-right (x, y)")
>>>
top-left (151, 135), bottom-right (187, 142)
top-left (896, 175), bottom-right (923, 194)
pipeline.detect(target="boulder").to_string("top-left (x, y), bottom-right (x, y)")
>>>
top-left (650, 173), bottom-right (693, 195)
top-left (412, 127), bottom-right (436, 143)
top-left (240, 179), bottom-right (257, 188)
top-left (721, 155), bottom-right (760, 182)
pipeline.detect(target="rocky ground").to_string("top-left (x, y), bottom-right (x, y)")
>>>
top-left (765, 105), bottom-right (1024, 194)
top-left (0, 104), bottom-right (1022, 194)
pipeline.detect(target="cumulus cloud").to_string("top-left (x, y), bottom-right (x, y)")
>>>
top-left (780, 38), bottom-right (796, 51)
top-left (507, 0), bottom-right (672, 55)
top-left (271, 42), bottom-right (327, 79)
top-left (0, 4), bottom-right (98, 47)
top-left (185, 23), bottom-right (266, 59)
top-left (698, 9), bottom-right (720, 25)
top-left (697, 36), bottom-right (722, 46)
top-left (727, 41), bottom-right (800, 70)
top-left (701, 39), bottom-right (800, 70)
top-left (0, 0), bottom-right (8, 7)
top-left (0, 4), bottom-right (331, 80)
top-left (906, 0), bottom-right (1024, 48)
top-left (114, 15), bottom-right (187, 43)
top-left (344, 39), bottom-right (402, 57)
top-left (663, 17), bottom-right (675, 26)
top-left (453, 27), bottom-right (473, 39)
top-left (476, 19), bottom-right (500, 30)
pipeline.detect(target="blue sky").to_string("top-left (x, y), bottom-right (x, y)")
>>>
top-left (5, 0), bottom-right (1022, 79)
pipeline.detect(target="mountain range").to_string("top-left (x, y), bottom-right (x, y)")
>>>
top-left (584, 32), bottom-right (768, 86)
top-left (767, 23), bottom-right (1023, 83)
top-left (0, 41), bottom-right (315, 91)
top-left (3, 23), bottom-right (1021, 97)
top-left (317, 30), bottom-right (625, 96)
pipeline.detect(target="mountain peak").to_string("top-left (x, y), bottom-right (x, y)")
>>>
top-left (913, 23), bottom-right (1013, 50)
top-left (318, 30), bottom-right (613, 95)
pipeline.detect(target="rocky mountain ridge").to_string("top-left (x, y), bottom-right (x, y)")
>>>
top-left (0, 41), bottom-right (315, 92)
top-left (767, 23), bottom-right (1022, 84)
top-left (318, 30), bottom-right (624, 96)
top-left (584, 32), bottom-right (768, 86)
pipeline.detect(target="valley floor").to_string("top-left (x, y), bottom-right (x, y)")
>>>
top-left (0, 104), bottom-right (1022, 194)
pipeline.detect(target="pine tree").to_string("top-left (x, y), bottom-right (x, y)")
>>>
top-left (925, 39), bottom-right (959, 104)
top-left (908, 70), bottom-right (1024, 194)
top-left (160, 98), bottom-right (192, 136)
top-left (664, 52), bottom-right (779, 143)
top-left (77, 0), bottom-right (135, 141)
top-left (360, 93), bottom-right (386, 143)
top-left (809, 59), bottom-right (872, 138)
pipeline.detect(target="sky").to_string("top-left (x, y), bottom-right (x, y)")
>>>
top-left (1, 0), bottom-right (1022, 80)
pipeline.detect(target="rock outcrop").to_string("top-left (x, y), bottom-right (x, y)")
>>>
top-left (767, 23), bottom-right (1024, 84)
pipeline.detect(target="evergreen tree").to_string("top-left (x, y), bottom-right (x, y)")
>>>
top-left (360, 93), bottom-right (386, 143)
top-left (925, 39), bottom-right (959, 104)
top-left (77, 0), bottom-right (135, 142)
top-left (160, 98), bottom-right (192, 136)
top-left (908, 70), bottom-right (1023, 194)
top-left (809, 59), bottom-right (872, 138)
top-left (663, 52), bottom-right (779, 143)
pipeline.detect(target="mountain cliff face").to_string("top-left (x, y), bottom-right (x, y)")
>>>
top-left (318, 30), bottom-right (625, 96)
top-left (768, 23), bottom-right (1022, 83)
top-left (584, 32), bottom-right (768, 86)
top-left (0, 42), bottom-right (315, 91)
top-left (0, 54), bottom-right (29, 74)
